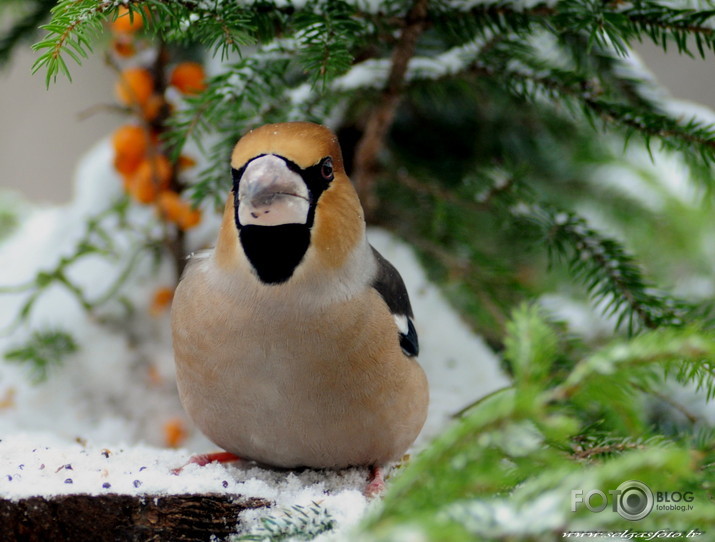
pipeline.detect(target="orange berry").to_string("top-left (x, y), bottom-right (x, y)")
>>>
top-left (112, 124), bottom-right (148, 175)
top-left (157, 190), bottom-right (202, 230)
top-left (142, 94), bottom-right (165, 122)
top-left (0, 387), bottom-right (16, 410)
top-left (157, 190), bottom-right (184, 222)
top-left (163, 417), bottom-right (188, 448)
top-left (112, 124), bottom-right (148, 153)
top-left (169, 62), bottom-right (206, 95)
top-left (110, 6), bottom-right (144, 34)
top-left (127, 155), bottom-right (172, 204)
top-left (150, 286), bottom-right (174, 316)
top-left (115, 154), bottom-right (140, 177)
top-left (111, 35), bottom-right (136, 58)
top-left (178, 207), bottom-right (202, 230)
top-left (178, 154), bottom-right (197, 170)
top-left (115, 67), bottom-right (154, 107)
top-left (140, 154), bottom-right (172, 189)
top-left (128, 174), bottom-right (157, 204)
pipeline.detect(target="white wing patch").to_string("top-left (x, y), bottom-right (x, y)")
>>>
top-left (394, 314), bottom-right (409, 335)
top-left (187, 249), bottom-right (211, 261)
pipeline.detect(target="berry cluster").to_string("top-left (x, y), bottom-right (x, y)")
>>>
top-left (108, 7), bottom-right (204, 232)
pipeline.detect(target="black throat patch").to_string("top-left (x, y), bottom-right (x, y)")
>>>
top-left (232, 154), bottom-right (334, 285)
top-left (239, 224), bottom-right (311, 284)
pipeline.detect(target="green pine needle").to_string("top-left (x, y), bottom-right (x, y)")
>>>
top-left (5, 329), bottom-right (78, 384)
top-left (232, 503), bottom-right (335, 541)
top-left (519, 204), bottom-right (686, 334)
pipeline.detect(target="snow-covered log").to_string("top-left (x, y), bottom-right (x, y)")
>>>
top-left (0, 493), bottom-right (270, 542)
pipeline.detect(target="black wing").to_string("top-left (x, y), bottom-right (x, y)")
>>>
top-left (370, 245), bottom-right (419, 357)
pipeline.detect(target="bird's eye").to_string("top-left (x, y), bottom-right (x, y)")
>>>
top-left (321, 158), bottom-right (334, 181)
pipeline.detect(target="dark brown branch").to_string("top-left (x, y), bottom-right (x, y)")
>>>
top-left (352, 0), bottom-right (430, 220)
top-left (627, 13), bottom-right (715, 37)
top-left (396, 170), bottom-right (516, 213)
top-left (152, 42), bottom-right (189, 281)
top-left (474, 41), bottom-right (713, 152)
top-left (395, 171), bottom-right (489, 214)
top-left (451, 385), bottom-right (513, 418)
top-left (572, 442), bottom-right (643, 461)
top-left (637, 384), bottom-right (701, 425)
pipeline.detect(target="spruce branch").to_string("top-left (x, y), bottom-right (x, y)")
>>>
top-left (294, 1), bottom-right (364, 87)
top-left (232, 502), bottom-right (335, 542)
top-left (394, 170), bottom-right (492, 214)
top-left (31, 0), bottom-right (254, 84)
top-left (376, 168), bottom-right (530, 341)
top-left (31, 0), bottom-right (114, 85)
top-left (0, 199), bottom-right (162, 334)
top-left (5, 329), bottom-right (78, 384)
top-left (430, 0), bottom-right (551, 45)
top-left (388, 169), bottom-right (664, 342)
top-left (336, 33), bottom-right (715, 177)
top-left (613, 1), bottom-right (715, 57)
top-left (161, 0), bottom-right (256, 59)
top-left (367, 310), bottom-right (715, 537)
top-left (469, 61), bottom-right (715, 171)
top-left (571, 440), bottom-right (645, 461)
top-left (433, 0), bottom-right (715, 57)
top-left (641, 385), bottom-right (702, 424)
top-left (671, 355), bottom-right (715, 401)
top-left (555, 326), bottom-right (715, 400)
top-left (0, 0), bottom-right (56, 67)
top-left (519, 204), bottom-right (684, 333)
top-left (504, 303), bottom-right (559, 386)
top-left (549, 0), bottom-right (715, 57)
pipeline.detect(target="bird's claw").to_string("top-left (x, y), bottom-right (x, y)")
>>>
top-left (364, 465), bottom-right (386, 498)
top-left (171, 451), bottom-right (241, 474)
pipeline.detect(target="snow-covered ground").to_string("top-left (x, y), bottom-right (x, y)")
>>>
top-left (0, 140), bottom-right (508, 537)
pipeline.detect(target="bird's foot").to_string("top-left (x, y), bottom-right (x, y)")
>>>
top-left (364, 465), bottom-right (386, 498)
top-left (171, 451), bottom-right (241, 474)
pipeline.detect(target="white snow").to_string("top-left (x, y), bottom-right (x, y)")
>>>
top-left (332, 59), bottom-right (391, 92)
top-left (444, 491), bottom-right (566, 539)
top-left (408, 37), bottom-right (492, 80)
top-left (0, 139), bottom-right (507, 536)
top-left (333, 37), bottom-right (493, 93)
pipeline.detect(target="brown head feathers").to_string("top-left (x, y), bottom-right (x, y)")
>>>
top-left (231, 122), bottom-right (345, 173)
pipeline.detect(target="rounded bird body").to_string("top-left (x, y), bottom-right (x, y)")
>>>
top-left (171, 122), bottom-right (428, 470)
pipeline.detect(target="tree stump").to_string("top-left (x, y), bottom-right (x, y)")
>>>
top-left (0, 493), bottom-right (271, 542)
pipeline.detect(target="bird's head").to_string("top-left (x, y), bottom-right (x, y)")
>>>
top-left (215, 122), bottom-right (366, 285)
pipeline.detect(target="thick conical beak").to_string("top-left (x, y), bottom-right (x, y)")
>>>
top-left (237, 155), bottom-right (310, 227)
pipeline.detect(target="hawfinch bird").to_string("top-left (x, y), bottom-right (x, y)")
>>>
top-left (171, 122), bottom-right (428, 479)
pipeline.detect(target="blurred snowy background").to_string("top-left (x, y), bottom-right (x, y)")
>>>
top-left (2, 9), bottom-right (715, 539)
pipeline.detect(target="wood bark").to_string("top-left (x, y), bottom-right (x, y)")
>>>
top-left (0, 493), bottom-right (271, 542)
top-left (351, 0), bottom-right (430, 220)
